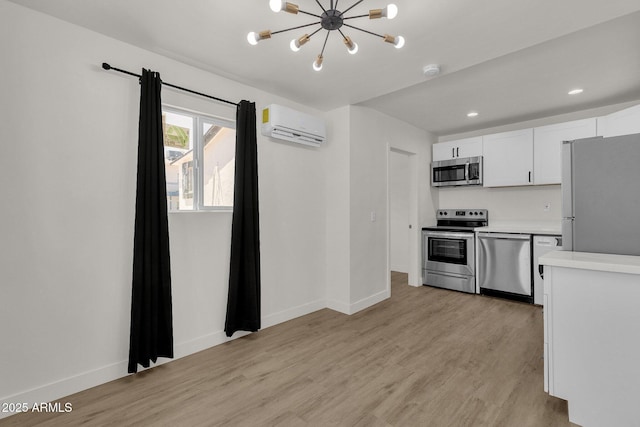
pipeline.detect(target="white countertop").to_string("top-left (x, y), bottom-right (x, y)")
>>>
top-left (539, 250), bottom-right (640, 275)
top-left (474, 220), bottom-right (561, 235)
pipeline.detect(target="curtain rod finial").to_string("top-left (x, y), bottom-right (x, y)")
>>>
top-left (102, 62), bottom-right (111, 70)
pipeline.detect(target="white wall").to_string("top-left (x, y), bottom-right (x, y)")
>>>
top-left (0, 0), bottom-right (326, 413)
top-left (438, 185), bottom-right (562, 221)
top-left (327, 106), bottom-right (434, 311)
top-left (390, 151), bottom-right (410, 273)
top-left (324, 107), bottom-right (351, 313)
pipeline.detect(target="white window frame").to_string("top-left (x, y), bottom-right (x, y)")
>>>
top-left (163, 105), bottom-right (236, 212)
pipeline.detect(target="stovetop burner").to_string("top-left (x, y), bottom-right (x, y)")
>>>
top-left (426, 209), bottom-right (489, 230)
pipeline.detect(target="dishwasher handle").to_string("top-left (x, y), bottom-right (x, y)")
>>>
top-left (478, 232), bottom-right (531, 240)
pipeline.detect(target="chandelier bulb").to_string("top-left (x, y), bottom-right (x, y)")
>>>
top-left (313, 55), bottom-right (324, 71)
top-left (269, 0), bottom-right (283, 12)
top-left (369, 4), bottom-right (398, 19)
top-left (247, 32), bottom-right (259, 45)
top-left (270, 0), bottom-right (299, 14)
top-left (290, 34), bottom-right (310, 52)
top-left (343, 36), bottom-right (359, 55)
top-left (384, 34), bottom-right (405, 49)
top-left (247, 30), bottom-right (272, 45)
top-left (385, 4), bottom-right (398, 19)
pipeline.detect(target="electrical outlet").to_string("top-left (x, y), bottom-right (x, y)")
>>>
top-left (370, 211), bottom-right (376, 222)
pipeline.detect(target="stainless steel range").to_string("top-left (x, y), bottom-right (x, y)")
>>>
top-left (422, 209), bottom-right (488, 293)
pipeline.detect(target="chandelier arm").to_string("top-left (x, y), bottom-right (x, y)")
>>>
top-left (314, 0), bottom-right (327, 13)
top-left (342, 23), bottom-right (384, 38)
top-left (341, 0), bottom-right (365, 15)
top-left (298, 9), bottom-right (322, 18)
top-left (343, 14), bottom-right (368, 20)
top-left (335, 0), bottom-right (340, 11)
top-left (319, 30), bottom-right (331, 56)
top-left (309, 27), bottom-right (324, 37)
top-left (271, 22), bottom-right (322, 36)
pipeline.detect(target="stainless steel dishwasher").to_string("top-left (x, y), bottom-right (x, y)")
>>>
top-left (478, 232), bottom-right (532, 303)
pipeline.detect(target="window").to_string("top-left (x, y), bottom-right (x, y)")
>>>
top-left (162, 107), bottom-right (236, 211)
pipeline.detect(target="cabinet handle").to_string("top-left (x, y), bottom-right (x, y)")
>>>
top-left (529, 171), bottom-right (532, 182)
top-left (456, 147), bottom-right (459, 157)
top-left (452, 148), bottom-right (455, 158)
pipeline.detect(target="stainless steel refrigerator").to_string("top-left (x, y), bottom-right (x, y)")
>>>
top-left (562, 133), bottom-right (640, 256)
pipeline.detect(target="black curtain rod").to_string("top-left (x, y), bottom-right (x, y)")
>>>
top-left (102, 63), bottom-right (238, 107)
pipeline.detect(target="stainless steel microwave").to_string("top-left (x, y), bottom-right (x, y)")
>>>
top-left (431, 156), bottom-right (483, 187)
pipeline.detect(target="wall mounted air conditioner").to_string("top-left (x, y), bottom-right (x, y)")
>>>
top-left (261, 104), bottom-right (326, 147)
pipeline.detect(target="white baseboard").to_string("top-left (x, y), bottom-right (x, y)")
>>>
top-left (0, 299), bottom-right (325, 420)
top-left (262, 299), bottom-right (326, 329)
top-left (349, 289), bottom-right (390, 314)
top-left (327, 289), bottom-right (390, 315)
top-left (326, 299), bottom-right (351, 314)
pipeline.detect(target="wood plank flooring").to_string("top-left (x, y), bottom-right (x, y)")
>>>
top-left (1, 272), bottom-right (576, 426)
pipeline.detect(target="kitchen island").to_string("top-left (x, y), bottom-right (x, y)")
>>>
top-left (540, 250), bottom-right (640, 427)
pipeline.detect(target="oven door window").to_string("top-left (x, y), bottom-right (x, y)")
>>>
top-left (433, 165), bottom-right (465, 183)
top-left (428, 237), bottom-right (468, 265)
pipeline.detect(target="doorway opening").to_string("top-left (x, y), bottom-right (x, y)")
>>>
top-left (388, 146), bottom-right (419, 291)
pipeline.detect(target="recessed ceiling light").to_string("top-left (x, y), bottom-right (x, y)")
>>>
top-left (568, 88), bottom-right (584, 95)
top-left (467, 112), bottom-right (479, 118)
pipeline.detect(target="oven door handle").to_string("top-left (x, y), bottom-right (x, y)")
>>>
top-left (425, 231), bottom-right (474, 239)
top-left (464, 162), bottom-right (469, 182)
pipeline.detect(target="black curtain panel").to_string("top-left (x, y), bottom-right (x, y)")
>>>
top-left (225, 100), bottom-right (261, 337)
top-left (128, 69), bottom-right (174, 373)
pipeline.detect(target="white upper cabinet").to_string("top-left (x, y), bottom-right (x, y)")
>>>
top-left (432, 136), bottom-right (483, 161)
top-left (597, 104), bottom-right (640, 137)
top-left (533, 118), bottom-right (596, 185)
top-left (483, 129), bottom-right (533, 187)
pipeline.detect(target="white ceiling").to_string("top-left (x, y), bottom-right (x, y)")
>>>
top-left (10, 0), bottom-right (640, 136)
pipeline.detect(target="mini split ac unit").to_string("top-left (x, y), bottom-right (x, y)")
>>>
top-left (261, 104), bottom-right (326, 147)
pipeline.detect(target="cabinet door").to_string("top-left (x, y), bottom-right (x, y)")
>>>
top-left (432, 140), bottom-right (457, 161)
top-left (534, 118), bottom-right (596, 185)
top-left (597, 104), bottom-right (640, 137)
top-left (483, 129), bottom-right (533, 187)
top-left (432, 137), bottom-right (483, 161)
top-left (456, 136), bottom-right (483, 158)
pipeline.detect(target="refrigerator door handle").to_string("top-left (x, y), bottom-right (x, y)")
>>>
top-left (561, 218), bottom-right (574, 251)
top-left (561, 142), bottom-right (573, 218)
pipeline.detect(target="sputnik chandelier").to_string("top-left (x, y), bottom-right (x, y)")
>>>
top-left (247, 0), bottom-right (404, 71)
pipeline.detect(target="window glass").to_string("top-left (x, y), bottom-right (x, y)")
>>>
top-left (202, 121), bottom-right (236, 207)
top-left (162, 108), bottom-right (235, 211)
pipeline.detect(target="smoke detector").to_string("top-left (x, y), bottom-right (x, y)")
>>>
top-left (423, 64), bottom-right (440, 77)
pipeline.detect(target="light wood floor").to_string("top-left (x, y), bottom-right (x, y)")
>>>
top-left (2, 272), bottom-right (576, 426)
